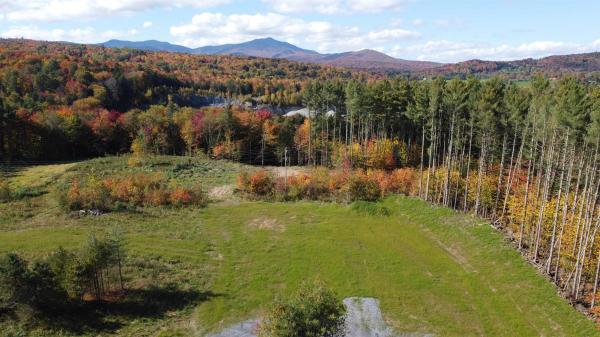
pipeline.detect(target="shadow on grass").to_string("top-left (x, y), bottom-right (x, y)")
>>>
top-left (41, 286), bottom-right (221, 334)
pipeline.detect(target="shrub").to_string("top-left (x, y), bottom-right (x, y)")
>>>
top-left (60, 173), bottom-right (206, 211)
top-left (350, 201), bottom-right (392, 216)
top-left (170, 186), bottom-right (206, 207)
top-left (238, 168), bottom-right (416, 203)
top-left (1, 231), bottom-right (127, 314)
top-left (239, 170), bottom-right (275, 197)
top-left (387, 168), bottom-right (416, 196)
top-left (11, 186), bottom-right (46, 200)
top-left (64, 178), bottom-right (112, 211)
top-left (301, 168), bottom-right (331, 200)
top-left (348, 173), bottom-right (381, 202)
top-left (258, 280), bottom-right (346, 337)
top-left (0, 253), bottom-right (67, 311)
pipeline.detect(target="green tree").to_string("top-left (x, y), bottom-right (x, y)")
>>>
top-left (258, 280), bottom-right (346, 337)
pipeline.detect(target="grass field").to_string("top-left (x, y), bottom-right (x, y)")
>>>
top-left (1, 156), bottom-right (599, 336)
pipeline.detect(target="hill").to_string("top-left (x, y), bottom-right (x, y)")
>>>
top-left (315, 49), bottom-right (439, 71)
top-left (99, 37), bottom-right (600, 77)
top-left (425, 52), bottom-right (600, 78)
top-left (100, 39), bottom-right (194, 53)
top-left (195, 37), bottom-right (320, 60)
top-left (1, 155), bottom-right (598, 336)
top-left (101, 37), bottom-right (441, 72)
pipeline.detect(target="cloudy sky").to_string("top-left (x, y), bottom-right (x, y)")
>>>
top-left (0, 0), bottom-right (598, 63)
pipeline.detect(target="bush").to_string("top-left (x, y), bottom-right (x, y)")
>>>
top-left (170, 185), bottom-right (206, 207)
top-left (387, 168), bottom-right (416, 195)
top-left (350, 201), bottom-right (392, 216)
top-left (258, 280), bottom-right (346, 337)
top-left (64, 178), bottom-right (112, 211)
top-left (302, 168), bottom-right (331, 200)
top-left (348, 174), bottom-right (381, 202)
top-left (238, 170), bottom-right (275, 197)
top-left (238, 169), bottom-right (414, 203)
top-left (59, 173), bottom-right (206, 211)
top-left (1, 231), bottom-right (127, 314)
top-left (0, 253), bottom-right (67, 311)
top-left (11, 186), bottom-right (46, 200)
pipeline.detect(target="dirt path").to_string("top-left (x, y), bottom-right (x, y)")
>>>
top-left (269, 166), bottom-right (304, 178)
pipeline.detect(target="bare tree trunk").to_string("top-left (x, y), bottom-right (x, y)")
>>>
top-left (546, 131), bottom-right (569, 274)
top-left (444, 111), bottom-right (456, 206)
top-left (502, 127), bottom-right (527, 220)
top-left (454, 129), bottom-right (467, 209)
top-left (464, 121), bottom-right (474, 212)
top-left (493, 133), bottom-right (508, 221)
top-left (475, 133), bottom-right (486, 216)
top-left (425, 122), bottom-right (435, 201)
top-left (534, 132), bottom-right (557, 262)
top-left (519, 132), bottom-right (536, 250)
top-left (554, 148), bottom-right (575, 282)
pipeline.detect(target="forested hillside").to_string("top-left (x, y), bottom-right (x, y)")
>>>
top-left (0, 39), bottom-right (368, 160)
top-left (425, 52), bottom-right (600, 79)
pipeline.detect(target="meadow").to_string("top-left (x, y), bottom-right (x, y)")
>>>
top-left (0, 156), bottom-right (598, 336)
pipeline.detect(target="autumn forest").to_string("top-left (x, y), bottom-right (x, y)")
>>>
top-left (3, 37), bottom-right (600, 336)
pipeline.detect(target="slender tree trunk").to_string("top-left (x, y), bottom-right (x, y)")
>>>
top-left (493, 133), bottom-right (508, 221)
top-left (419, 123), bottom-right (425, 197)
top-left (554, 148), bottom-right (575, 282)
top-left (425, 122), bottom-right (435, 201)
top-left (475, 133), bottom-right (486, 216)
top-left (444, 111), bottom-right (456, 206)
top-left (534, 132), bottom-right (556, 262)
top-left (464, 121), bottom-right (474, 212)
top-left (519, 132), bottom-right (536, 250)
top-left (547, 131), bottom-right (569, 274)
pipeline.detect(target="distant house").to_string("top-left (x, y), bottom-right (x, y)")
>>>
top-left (284, 108), bottom-right (335, 117)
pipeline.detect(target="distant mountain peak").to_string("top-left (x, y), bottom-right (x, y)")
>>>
top-left (99, 39), bottom-right (192, 53)
top-left (98, 37), bottom-right (440, 71)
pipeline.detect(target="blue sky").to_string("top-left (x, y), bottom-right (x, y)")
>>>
top-left (0, 0), bottom-right (598, 62)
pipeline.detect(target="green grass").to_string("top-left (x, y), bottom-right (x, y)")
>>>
top-left (0, 156), bottom-right (598, 336)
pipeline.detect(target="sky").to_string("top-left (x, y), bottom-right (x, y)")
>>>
top-left (0, 0), bottom-right (599, 63)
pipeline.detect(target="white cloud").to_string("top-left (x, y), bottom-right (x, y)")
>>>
top-left (261, 0), bottom-right (409, 14)
top-left (390, 39), bottom-right (600, 63)
top-left (261, 0), bottom-right (342, 14)
top-left (143, 21), bottom-right (153, 28)
top-left (390, 19), bottom-right (403, 27)
top-left (2, 0), bottom-right (230, 22)
top-left (412, 19), bottom-right (423, 26)
top-left (1, 25), bottom-right (137, 43)
top-left (346, 0), bottom-right (409, 12)
top-left (170, 11), bottom-right (420, 52)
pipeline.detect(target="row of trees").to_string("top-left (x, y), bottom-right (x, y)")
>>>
top-left (232, 74), bottom-right (600, 312)
top-left (297, 75), bottom-right (600, 310)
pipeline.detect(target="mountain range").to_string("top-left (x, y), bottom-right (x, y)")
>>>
top-left (100, 37), bottom-right (600, 76)
top-left (101, 37), bottom-right (440, 72)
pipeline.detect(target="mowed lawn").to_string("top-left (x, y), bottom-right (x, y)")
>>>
top-left (0, 158), bottom-right (599, 336)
